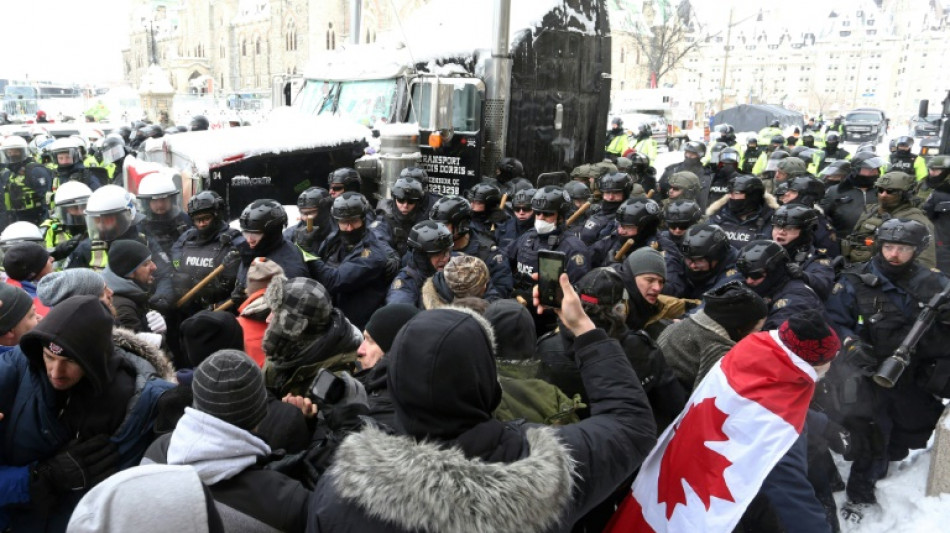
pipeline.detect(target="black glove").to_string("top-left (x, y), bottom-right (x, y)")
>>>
top-left (841, 338), bottom-right (877, 377)
top-left (786, 262), bottom-right (804, 279)
top-left (30, 435), bottom-right (119, 509)
top-left (294, 226), bottom-right (319, 250)
top-left (148, 294), bottom-right (173, 314)
top-left (384, 250), bottom-right (401, 280)
top-left (823, 419), bottom-right (860, 460)
top-left (50, 233), bottom-right (85, 261)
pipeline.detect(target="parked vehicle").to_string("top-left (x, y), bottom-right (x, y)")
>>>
top-left (842, 107), bottom-right (888, 143)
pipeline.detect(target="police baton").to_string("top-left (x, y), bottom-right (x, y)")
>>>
top-left (306, 216), bottom-right (314, 233)
top-left (613, 239), bottom-right (636, 262)
top-left (565, 202), bottom-right (591, 227)
top-left (499, 193), bottom-right (509, 211)
top-left (176, 250), bottom-right (240, 309)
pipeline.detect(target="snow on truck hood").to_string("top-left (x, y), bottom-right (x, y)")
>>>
top-left (304, 0), bottom-right (598, 79)
top-left (162, 111), bottom-right (370, 176)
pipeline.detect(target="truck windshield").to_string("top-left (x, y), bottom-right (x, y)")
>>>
top-left (4, 86), bottom-right (37, 99)
top-left (846, 113), bottom-right (881, 122)
top-left (296, 79), bottom-right (398, 127)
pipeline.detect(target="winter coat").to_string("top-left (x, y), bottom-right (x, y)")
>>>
top-left (311, 229), bottom-right (393, 329)
top-left (354, 358), bottom-right (396, 429)
top-left (656, 309), bottom-right (735, 391)
top-left (820, 177), bottom-right (878, 236)
top-left (143, 408), bottom-right (309, 533)
top-left (0, 336), bottom-right (174, 531)
top-left (663, 246), bottom-right (742, 300)
top-left (263, 308), bottom-right (362, 398)
top-left (236, 288), bottom-right (269, 367)
top-left (233, 237), bottom-right (310, 303)
top-left (306, 313), bottom-right (657, 533)
top-left (102, 267), bottom-right (151, 332)
top-left (706, 192), bottom-right (780, 250)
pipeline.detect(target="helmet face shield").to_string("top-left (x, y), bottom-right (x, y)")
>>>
top-left (55, 199), bottom-right (89, 229)
top-left (86, 209), bottom-right (133, 242)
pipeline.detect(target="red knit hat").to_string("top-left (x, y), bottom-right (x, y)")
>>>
top-left (778, 310), bottom-right (841, 365)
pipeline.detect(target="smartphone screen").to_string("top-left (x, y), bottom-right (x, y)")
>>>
top-left (538, 250), bottom-right (566, 308)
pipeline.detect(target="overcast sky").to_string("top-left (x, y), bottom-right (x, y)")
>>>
top-left (0, 0), bottom-right (885, 86)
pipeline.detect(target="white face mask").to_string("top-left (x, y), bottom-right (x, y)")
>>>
top-left (535, 219), bottom-right (557, 235)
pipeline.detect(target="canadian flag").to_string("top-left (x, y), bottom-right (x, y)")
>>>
top-left (606, 330), bottom-right (818, 532)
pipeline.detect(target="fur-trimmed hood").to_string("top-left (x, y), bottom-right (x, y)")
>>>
top-left (705, 191), bottom-right (779, 216)
top-left (327, 424), bottom-right (576, 533)
top-left (420, 276), bottom-right (449, 310)
top-left (112, 327), bottom-right (176, 380)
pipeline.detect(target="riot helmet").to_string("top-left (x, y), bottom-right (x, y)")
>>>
top-left (615, 197), bottom-right (661, 238)
top-left (0, 136), bottom-right (29, 166)
top-left (137, 170), bottom-right (182, 221)
top-left (187, 190), bottom-right (228, 239)
top-left (727, 175), bottom-right (765, 215)
top-left (824, 132), bottom-right (842, 151)
top-left (628, 152), bottom-right (651, 175)
top-left (737, 240), bottom-right (790, 292)
top-left (680, 223), bottom-right (730, 285)
top-left (496, 157), bottom-right (525, 183)
top-left (511, 187), bottom-right (537, 218)
top-left (330, 192), bottom-right (369, 221)
top-left (663, 199), bottom-right (703, 229)
top-left (54, 181), bottom-right (93, 234)
top-left (598, 172), bottom-right (633, 198)
top-left (610, 117), bottom-right (623, 129)
top-left (875, 218), bottom-right (930, 259)
top-left (297, 187), bottom-right (330, 210)
top-left (531, 186), bottom-right (572, 220)
top-left (0, 222), bottom-right (44, 252)
top-left (708, 142), bottom-right (729, 165)
top-left (895, 136), bottom-right (913, 151)
top-left (564, 181), bottom-right (591, 203)
top-left (100, 134), bottom-right (127, 165)
top-left (399, 167), bottom-right (430, 189)
top-left (874, 171), bottom-right (915, 207)
top-left (719, 147), bottom-right (740, 169)
top-left (408, 220), bottom-right (454, 254)
top-left (683, 141), bottom-right (706, 159)
top-left (635, 123), bottom-right (652, 140)
top-left (190, 115), bottom-right (210, 131)
top-left (771, 204), bottom-right (818, 251)
top-left (769, 134), bottom-right (786, 151)
top-left (819, 160), bottom-right (851, 183)
top-left (801, 132), bottom-right (815, 148)
top-left (784, 176), bottom-right (825, 207)
top-left (85, 185), bottom-right (137, 242)
top-left (48, 138), bottom-right (82, 170)
top-left (239, 199), bottom-right (288, 235)
top-left (429, 195), bottom-right (473, 237)
top-left (926, 155), bottom-right (950, 188)
top-left (391, 176), bottom-right (426, 215)
top-left (328, 167), bottom-right (362, 195)
top-left (764, 150), bottom-right (790, 173)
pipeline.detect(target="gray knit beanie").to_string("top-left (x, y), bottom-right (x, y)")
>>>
top-left (36, 269), bottom-right (106, 308)
top-left (192, 349), bottom-right (268, 431)
top-left (625, 247), bottom-right (667, 279)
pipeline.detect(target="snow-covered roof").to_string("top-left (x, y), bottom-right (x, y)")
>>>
top-left (305, 0), bottom-right (597, 79)
top-left (162, 110), bottom-right (369, 176)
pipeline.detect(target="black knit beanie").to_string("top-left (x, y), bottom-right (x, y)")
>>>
top-left (108, 240), bottom-right (152, 278)
top-left (364, 304), bottom-right (420, 353)
top-left (703, 281), bottom-right (768, 330)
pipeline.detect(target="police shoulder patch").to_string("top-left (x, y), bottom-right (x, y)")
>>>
top-left (572, 254), bottom-right (585, 266)
top-left (369, 221), bottom-right (380, 229)
top-left (773, 298), bottom-right (788, 309)
top-left (361, 248), bottom-right (372, 258)
top-left (818, 259), bottom-right (832, 266)
top-left (392, 278), bottom-right (403, 289)
top-left (726, 268), bottom-right (738, 277)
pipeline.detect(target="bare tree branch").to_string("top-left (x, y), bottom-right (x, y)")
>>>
top-left (631, 16), bottom-right (701, 87)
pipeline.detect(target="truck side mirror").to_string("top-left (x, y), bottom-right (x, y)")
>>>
top-left (555, 104), bottom-right (564, 131)
top-left (433, 82), bottom-right (455, 133)
top-left (919, 100), bottom-right (929, 119)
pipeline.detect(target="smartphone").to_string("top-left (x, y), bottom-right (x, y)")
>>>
top-left (538, 250), bottom-right (566, 308)
top-left (309, 368), bottom-right (345, 405)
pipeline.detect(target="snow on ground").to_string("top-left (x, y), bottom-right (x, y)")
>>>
top-left (834, 444), bottom-right (950, 533)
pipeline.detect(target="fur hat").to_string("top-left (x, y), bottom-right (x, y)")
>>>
top-left (264, 276), bottom-right (332, 337)
top-left (246, 257), bottom-right (285, 295)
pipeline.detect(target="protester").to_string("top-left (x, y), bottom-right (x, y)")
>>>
top-left (354, 304), bottom-right (421, 428)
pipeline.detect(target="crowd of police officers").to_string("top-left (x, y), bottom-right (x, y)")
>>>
top-left (1, 111), bottom-right (950, 529)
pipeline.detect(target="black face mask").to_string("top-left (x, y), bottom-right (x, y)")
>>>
top-left (825, 142), bottom-right (838, 153)
top-left (747, 267), bottom-right (788, 298)
top-left (851, 173), bottom-right (877, 188)
top-left (340, 225), bottom-right (366, 246)
top-left (926, 170), bottom-right (950, 189)
top-left (728, 197), bottom-right (759, 216)
top-left (873, 254), bottom-right (914, 280)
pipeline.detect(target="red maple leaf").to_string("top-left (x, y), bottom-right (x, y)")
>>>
top-left (657, 397), bottom-right (735, 520)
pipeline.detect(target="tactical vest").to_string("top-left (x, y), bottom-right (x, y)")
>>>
top-left (741, 148), bottom-right (761, 174)
top-left (514, 232), bottom-right (563, 291)
top-left (842, 208), bottom-right (889, 264)
top-left (383, 212), bottom-right (414, 258)
top-left (2, 163), bottom-right (47, 213)
top-left (177, 230), bottom-right (242, 308)
top-left (888, 153), bottom-right (915, 175)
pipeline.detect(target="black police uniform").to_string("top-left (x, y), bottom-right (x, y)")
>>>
top-left (922, 186), bottom-right (950, 272)
top-left (143, 211), bottom-right (192, 258)
top-left (509, 227), bottom-right (590, 299)
top-left (171, 221), bottom-right (243, 314)
top-left (459, 231), bottom-right (513, 298)
top-left (824, 259), bottom-right (950, 505)
top-left (820, 177), bottom-right (879, 237)
top-left (663, 247), bottom-right (741, 300)
top-left (579, 202), bottom-right (622, 245)
top-left (707, 199), bottom-right (777, 251)
top-left (0, 160), bottom-right (52, 226)
top-left (311, 228), bottom-right (393, 330)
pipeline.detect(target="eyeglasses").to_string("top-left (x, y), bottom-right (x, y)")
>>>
top-left (395, 197), bottom-right (419, 205)
top-left (330, 185), bottom-right (345, 192)
top-left (535, 211), bottom-right (557, 217)
top-left (667, 223), bottom-right (690, 231)
top-left (513, 206), bottom-right (532, 213)
top-left (192, 214), bottom-right (214, 224)
top-left (743, 270), bottom-right (766, 280)
top-left (877, 188), bottom-right (899, 195)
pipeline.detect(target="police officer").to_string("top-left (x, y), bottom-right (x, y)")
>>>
top-left (67, 184), bottom-right (175, 309)
top-left (816, 132), bottom-right (851, 173)
top-left (328, 167), bottom-right (362, 199)
top-left (370, 176), bottom-right (428, 258)
top-left (771, 157), bottom-right (808, 195)
top-left (751, 136), bottom-right (788, 175)
top-left (98, 134), bottom-right (128, 184)
top-left (137, 171), bottom-right (191, 257)
top-left (510, 187), bottom-right (537, 238)
top-left (630, 123), bottom-right (658, 162)
top-left (758, 119), bottom-right (783, 142)
top-left (823, 219), bottom-right (950, 522)
top-left (922, 155), bottom-right (950, 271)
top-left (771, 205), bottom-right (835, 301)
top-left (663, 223), bottom-right (739, 299)
top-left (591, 197), bottom-right (662, 268)
top-left (492, 157), bottom-right (533, 197)
top-left (171, 191), bottom-right (243, 316)
top-left (429, 195), bottom-right (513, 298)
top-left (623, 152), bottom-right (657, 194)
top-left (658, 199), bottom-right (703, 261)
top-left (740, 136), bottom-right (763, 174)
top-left (843, 171), bottom-right (937, 268)
top-left (395, 166), bottom-right (441, 216)
top-left (41, 181), bottom-right (90, 263)
top-left (467, 181), bottom-right (517, 250)
top-left (306, 192), bottom-right (394, 328)
top-left (737, 239), bottom-right (822, 330)
top-left (707, 147), bottom-right (740, 205)
top-left (819, 160), bottom-right (851, 190)
top-left (509, 186), bottom-right (590, 300)
top-left (605, 116), bottom-right (628, 161)
top-left (781, 176), bottom-right (840, 257)
top-left (888, 136), bottom-right (928, 181)
top-left (0, 135), bottom-right (52, 227)
top-left (232, 199), bottom-right (309, 303)
top-left (658, 141), bottom-right (708, 199)
top-left (707, 175), bottom-right (778, 250)
top-left (580, 172), bottom-right (632, 245)
top-left (715, 124), bottom-right (737, 147)
top-left (821, 151), bottom-right (885, 236)
top-left (48, 138), bottom-right (105, 192)
top-left (664, 171), bottom-right (706, 209)
top-left (387, 220), bottom-right (455, 308)
top-left (563, 181), bottom-right (592, 238)
top-left (285, 186), bottom-right (332, 255)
